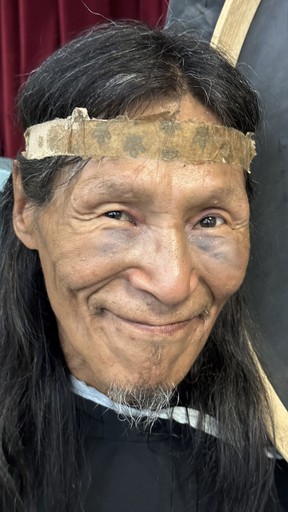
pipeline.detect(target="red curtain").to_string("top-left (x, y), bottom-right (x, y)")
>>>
top-left (0, 0), bottom-right (168, 157)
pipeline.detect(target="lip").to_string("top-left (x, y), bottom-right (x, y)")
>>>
top-left (107, 311), bottom-right (197, 336)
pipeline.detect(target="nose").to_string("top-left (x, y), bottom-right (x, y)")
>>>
top-left (128, 227), bottom-right (198, 306)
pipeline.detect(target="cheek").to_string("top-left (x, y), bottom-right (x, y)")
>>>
top-left (193, 232), bottom-right (250, 297)
top-left (39, 229), bottom-right (134, 293)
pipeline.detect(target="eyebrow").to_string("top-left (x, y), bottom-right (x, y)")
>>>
top-left (79, 176), bottom-right (153, 203)
top-left (203, 186), bottom-right (246, 203)
top-left (78, 166), bottom-right (247, 206)
top-left (93, 179), bottom-right (139, 198)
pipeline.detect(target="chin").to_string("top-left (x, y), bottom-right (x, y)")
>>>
top-left (106, 379), bottom-right (178, 411)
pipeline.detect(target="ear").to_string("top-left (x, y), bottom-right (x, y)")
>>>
top-left (12, 161), bottom-right (39, 250)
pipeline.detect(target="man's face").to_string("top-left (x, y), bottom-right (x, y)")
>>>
top-left (15, 95), bottom-right (250, 394)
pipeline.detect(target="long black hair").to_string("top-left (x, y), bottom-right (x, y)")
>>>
top-left (0, 20), bottom-right (276, 511)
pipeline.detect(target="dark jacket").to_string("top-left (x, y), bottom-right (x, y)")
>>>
top-left (70, 396), bottom-right (288, 512)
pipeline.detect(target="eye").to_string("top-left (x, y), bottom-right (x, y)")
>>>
top-left (104, 211), bottom-right (135, 224)
top-left (196, 215), bottom-right (225, 228)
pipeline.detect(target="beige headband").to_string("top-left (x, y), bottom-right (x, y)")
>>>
top-left (23, 108), bottom-right (256, 170)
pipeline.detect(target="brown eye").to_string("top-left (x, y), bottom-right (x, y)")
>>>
top-left (104, 211), bottom-right (123, 220)
top-left (104, 211), bottom-right (135, 224)
top-left (197, 216), bottom-right (225, 228)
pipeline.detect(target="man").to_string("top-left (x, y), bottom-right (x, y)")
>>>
top-left (0, 21), bottom-right (287, 512)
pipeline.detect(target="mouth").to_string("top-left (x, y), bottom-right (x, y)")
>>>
top-left (118, 316), bottom-right (193, 335)
top-left (96, 308), bottom-right (208, 337)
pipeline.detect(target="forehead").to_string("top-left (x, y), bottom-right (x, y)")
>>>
top-left (54, 94), bottom-right (248, 206)
top-left (67, 157), bottom-right (247, 209)
top-left (70, 94), bottom-right (244, 199)
top-left (135, 94), bottom-right (220, 123)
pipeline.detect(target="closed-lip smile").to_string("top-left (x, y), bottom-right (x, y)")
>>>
top-left (106, 310), bottom-right (198, 336)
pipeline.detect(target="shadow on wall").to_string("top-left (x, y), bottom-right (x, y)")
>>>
top-left (0, 158), bottom-right (12, 190)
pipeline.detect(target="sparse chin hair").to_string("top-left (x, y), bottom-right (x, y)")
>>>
top-left (107, 383), bottom-right (177, 428)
